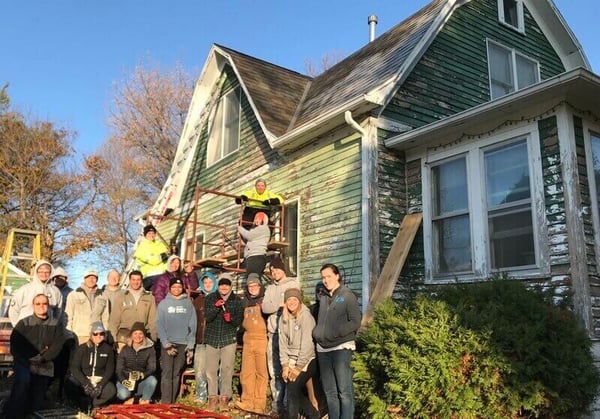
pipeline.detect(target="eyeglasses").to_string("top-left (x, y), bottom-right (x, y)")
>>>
top-left (92, 332), bottom-right (105, 337)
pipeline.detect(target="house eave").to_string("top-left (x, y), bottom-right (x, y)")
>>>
top-left (385, 68), bottom-right (600, 151)
top-left (271, 95), bottom-right (381, 152)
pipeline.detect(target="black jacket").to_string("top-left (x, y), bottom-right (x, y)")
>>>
top-left (10, 314), bottom-right (65, 367)
top-left (69, 340), bottom-right (115, 388)
top-left (115, 337), bottom-right (156, 382)
top-left (312, 285), bottom-right (362, 349)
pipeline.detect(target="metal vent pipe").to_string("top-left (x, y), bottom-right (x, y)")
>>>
top-left (368, 15), bottom-right (378, 42)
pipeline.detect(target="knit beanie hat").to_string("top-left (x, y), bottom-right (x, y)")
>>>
top-left (270, 256), bottom-right (285, 272)
top-left (143, 224), bottom-right (157, 236)
top-left (218, 277), bottom-right (232, 286)
top-left (247, 273), bottom-right (261, 286)
top-left (130, 322), bottom-right (146, 335)
top-left (284, 288), bottom-right (302, 302)
top-left (169, 277), bottom-right (183, 288)
top-left (90, 321), bottom-right (105, 335)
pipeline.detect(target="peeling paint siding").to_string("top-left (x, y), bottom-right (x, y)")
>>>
top-left (382, 0), bottom-right (564, 126)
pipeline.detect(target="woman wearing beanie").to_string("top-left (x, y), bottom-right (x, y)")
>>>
top-left (156, 277), bottom-right (197, 403)
top-left (66, 322), bottom-right (116, 411)
top-left (279, 288), bottom-right (319, 419)
top-left (235, 273), bottom-right (268, 414)
top-left (115, 322), bottom-right (157, 404)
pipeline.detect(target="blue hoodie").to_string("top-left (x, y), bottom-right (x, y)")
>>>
top-left (156, 293), bottom-right (197, 350)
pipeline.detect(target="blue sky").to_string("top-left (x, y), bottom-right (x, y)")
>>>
top-left (2, 0), bottom-right (597, 159)
top-left (1, 0), bottom-right (598, 283)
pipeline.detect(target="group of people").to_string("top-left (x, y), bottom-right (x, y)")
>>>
top-left (2, 179), bottom-right (362, 419)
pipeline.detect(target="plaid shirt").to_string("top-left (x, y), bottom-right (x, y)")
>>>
top-left (204, 291), bottom-right (244, 348)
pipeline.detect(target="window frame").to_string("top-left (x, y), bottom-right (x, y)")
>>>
top-left (183, 231), bottom-right (205, 262)
top-left (487, 39), bottom-right (540, 100)
top-left (497, 0), bottom-right (525, 33)
top-left (422, 123), bottom-right (548, 282)
top-left (281, 198), bottom-right (300, 277)
top-left (583, 122), bottom-right (600, 271)
top-left (206, 86), bottom-right (241, 167)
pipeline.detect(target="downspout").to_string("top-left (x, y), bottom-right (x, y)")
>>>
top-left (344, 110), bottom-right (371, 311)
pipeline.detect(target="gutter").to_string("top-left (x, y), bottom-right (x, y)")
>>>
top-left (344, 110), bottom-right (371, 311)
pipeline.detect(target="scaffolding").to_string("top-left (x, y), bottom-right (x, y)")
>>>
top-left (148, 185), bottom-right (288, 276)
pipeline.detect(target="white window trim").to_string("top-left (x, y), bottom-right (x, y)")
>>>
top-left (283, 198), bottom-right (300, 276)
top-left (422, 122), bottom-right (549, 283)
top-left (582, 120), bottom-right (600, 271)
top-left (486, 39), bottom-right (540, 100)
top-left (206, 87), bottom-right (241, 167)
top-left (497, 0), bottom-right (525, 34)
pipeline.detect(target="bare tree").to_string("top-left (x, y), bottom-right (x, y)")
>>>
top-left (304, 50), bottom-right (346, 77)
top-left (79, 137), bottom-right (149, 271)
top-left (108, 59), bottom-right (196, 196)
top-left (0, 110), bottom-right (98, 263)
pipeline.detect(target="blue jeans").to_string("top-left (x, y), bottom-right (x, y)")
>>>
top-left (193, 343), bottom-right (208, 402)
top-left (317, 349), bottom-right (355, 419)
top-left (5, 362), bottom-right (49, 419)
top-left (116, 375), bottom-right (157, 401)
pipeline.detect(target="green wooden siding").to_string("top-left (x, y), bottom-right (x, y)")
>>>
top-left (382, 0), bottom-right (565, 127)
top-left (173, 65), bottom-right (364, 297)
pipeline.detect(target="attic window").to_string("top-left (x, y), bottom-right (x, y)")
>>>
top-left (487, 40), bottom-right (539, 100)
top-left (206, 86), bottom-right (241, 166)
top-left (498, 0), bottom-right (524, 33)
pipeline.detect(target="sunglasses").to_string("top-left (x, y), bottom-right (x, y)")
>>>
top-left (92, 332), bottom-right (105, 337)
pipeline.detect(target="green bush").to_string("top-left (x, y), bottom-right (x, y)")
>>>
top-left (353, 280), bottom-right (599, 418)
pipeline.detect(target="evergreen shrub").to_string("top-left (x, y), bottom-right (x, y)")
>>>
top-left (353, 280), bottom-right (599, 418)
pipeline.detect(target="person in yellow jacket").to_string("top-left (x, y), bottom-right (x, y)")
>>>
top-left (134, 224), bottom-right (169, 291)
top-left (235, 178), bottom-right (283, 230)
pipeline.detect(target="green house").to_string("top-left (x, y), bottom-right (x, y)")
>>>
top-left (145, 0), bottom-right (600, 341)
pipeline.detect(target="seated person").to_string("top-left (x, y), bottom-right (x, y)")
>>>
top-left (235, 178), bottom-right (283, 229)
top-left (134, 224), bottom-right (169, 290)
top-left (66, 322), bottom-right (116, 411)
top-left (116, 322), bottom-right (157, 405)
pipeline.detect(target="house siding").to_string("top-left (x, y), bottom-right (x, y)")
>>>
top-left (382, 0), bottom-right (565, 127)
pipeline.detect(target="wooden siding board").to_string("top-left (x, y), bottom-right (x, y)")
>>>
top-left (382, 0), bottom-right (565, 127)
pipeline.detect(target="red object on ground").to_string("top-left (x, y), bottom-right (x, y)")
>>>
top-left (92, 403), bottom-right (231, 419)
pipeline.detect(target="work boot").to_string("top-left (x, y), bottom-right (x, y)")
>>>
top-left (234, 400), bottom-right (254, 412)
top-left (207, 396), bottom-right (219, 411)
top-left (219, 395), bottom-right (230, 411)
top-left (253, 398), bottom-right (267, 414)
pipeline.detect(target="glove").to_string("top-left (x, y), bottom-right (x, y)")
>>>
top-left (263, 199), bottom-right (271, 205)
top-left (214, 299), bottom-right (225, 308)
top-left (223, 312), bottom-right (231, 323)
top-left (160, 252), bottom-right (169, 263)
top-left (269, 198), bottom-right (280, 206)
top-left (122, 379), bottom-right (134, 391)
top-left (288, 367), bottom-right (301, 382)
top-left (91, 384), bottom-right (103, 398)
top-left (235, 197), bottom-right (242, 205)
top-left (241, 195), bottom-right (249, 202)
top-left (83, 382), bottom-right (95, 396)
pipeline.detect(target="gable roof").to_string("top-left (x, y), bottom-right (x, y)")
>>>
top-left (153, 0), bottom-right (591, 213)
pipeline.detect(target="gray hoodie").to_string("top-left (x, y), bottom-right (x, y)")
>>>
top-left (8, 260), bottom-right (63, 326)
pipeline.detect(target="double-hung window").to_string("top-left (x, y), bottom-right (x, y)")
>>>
top-left (426, 132), bottom-right (543, 280)
top-left (206, 86), bottom-right (241, 166)
top-left (498, 0), bottom-right (524, 32)
top-left (487, 40), bottom-right (539, 100)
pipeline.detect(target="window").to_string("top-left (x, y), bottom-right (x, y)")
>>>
top-left (484, 140), bottom-right (535, 268)
top-left (431, 157), bottom-right (472, 273)
top-left (498, 0), bottom-right (524, 32)
top-left (206, 87), bottom-right (241, 166)
top-left (488, 41), bottom-right (539, 100)
top-left (281, 200), bottom-right (299, 276)
top-left (591, 133), bottom-right (600, 211)
top-left (425, 132), bottom-right (544, 279)
top-left (184, 232), bottom-right (204, 262)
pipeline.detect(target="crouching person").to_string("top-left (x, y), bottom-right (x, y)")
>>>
top-left (66, 322), bottom-right (116, 411)
top-left (116, 322), bottom-right (157, 404)
top-left (279, 288), bottom-right (319, 419)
